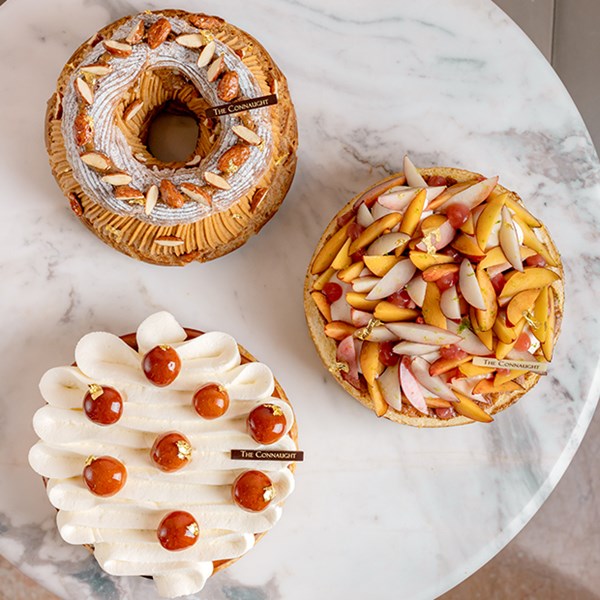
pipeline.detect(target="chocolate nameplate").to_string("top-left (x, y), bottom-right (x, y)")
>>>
top-left (472, 357), bottom-right (548, 374)
top-left (206, 94), bottom-right (277, 118)
top-left (231, 449), bottom-right (304, 462)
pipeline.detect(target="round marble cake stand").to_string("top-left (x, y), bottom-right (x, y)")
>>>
top-left (0, 0), bottom-right (598, 599)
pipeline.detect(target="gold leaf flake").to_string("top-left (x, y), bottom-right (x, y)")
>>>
top-left (84, 455), bottom-right (96, 467)
top-left (265, 403), bottom-right (284, 417)
top-left (263, 485), bottom-right (276, 502)
top-left (330, 361), bottom-right (349, 374)
top-left (355, 318), bottom-right (382, 340)
top-left (88, 383), bottom-right (103, 400)
top-left (176, 440), bottom-right (192, 460)
top-left (186, 522), bottom-right (199, 538)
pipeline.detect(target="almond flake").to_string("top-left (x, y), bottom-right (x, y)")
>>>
top-left (180, 182), bottom-right (212, 206)
top-left (114, 185), bottom-right (144, 201)
top-left (101, 171), bottom-right (132, 186)
top-left (126, 20), bottom-right (145, 44)
top-left (134, 152), bottom-right (148, 163)
top-left (124, 100), bottom-right (143, 122)
top-left (80, 151), bottom-right (111, 171)
top-left (155, 236), bottom-right (184, 247)
top-left (250, 187), bottom-right (269, 212)
top-left (103, 40), bottom-right (132, 58)
top-left (203, 170), bottom-right (231, 190)
top-left (75, 77), bottom-right (94, 105)
top-left (232, 125), bottom-right (261, 146)
top-left (206, 54), bottom-right (225, 82)
top-left (176, 33), bottom-right (204, 48)
top-left (80, 63), bottom-right (112, 77)
top-left (197, 40), bottom-right (216, 67)
top-left (185, 155), bottom-right (201, 166)
top-left (145, 184), bottom-right (159, 215)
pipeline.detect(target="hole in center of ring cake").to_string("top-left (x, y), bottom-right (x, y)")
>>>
top-left (146, 102), bottom-right (200, 163)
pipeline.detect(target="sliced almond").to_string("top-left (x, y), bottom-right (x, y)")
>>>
top-left (147, 17), bottom-right (171, 49)
top-left (206, 54), bottom-right (225, 82)
top-left (103, 40), bottom-right (133, 58)
top-left (114, 185), bottom-right (144, 202)
top-left (197, 40), bottom-right (216, 68)
top-left (160, 179), bottom-right (186, 208)
top-left (80, 63), bottom-right (112, 77)
top-left (101, 171), bottom-right (133, 186)
top-left (134, 152), bottom-right (148, 163)
top-left (176, 33), bottom-right (205, 48)
top-left (232, 124), bottom-right (261, 146)
top-left (123, 100), bottom-right (143, 122)
top-left (250, 187), bottom-right (268, 212)
top-left (180, 182), bottom-right (212, 205)
top-left (145, 184), bottom-right (159, 215)
top-left (185, 155), bottom-right (201, 166)
top-left (203, 170), bottom-right (231, 190)
top-left (75, 77), bottom-right (94, 105)
top-left (155, 235), bottom-right (184, 247)
top-left (80, 151), bottom-right (111, 171)
top-left (126, 20), bottom-right (145, 44)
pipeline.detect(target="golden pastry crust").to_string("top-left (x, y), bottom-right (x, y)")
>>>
top-left (45, 10), bottom-right (298, 265)
top-left (304, 167), bottom-right (564, 427)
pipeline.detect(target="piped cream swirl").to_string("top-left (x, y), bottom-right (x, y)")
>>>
top-left (29, 312), bottom-right (296, 598)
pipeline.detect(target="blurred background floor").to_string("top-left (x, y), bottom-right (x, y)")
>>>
top-left (0, 0), bottom-right (598, 598)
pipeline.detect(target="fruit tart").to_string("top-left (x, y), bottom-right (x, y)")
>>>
top-left (304, 156), bottom-right (564, 427)
top-left (29, 312), bottom-right (299, 597)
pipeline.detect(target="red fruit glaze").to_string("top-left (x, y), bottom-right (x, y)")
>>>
top-left (387, 289), bottom-right (411, 307)
top-left (446, 203), bottom-right (470, 229)
top-left (440, 345), bottom-right (468, 360)
top-left (436, 407), bottom-right (455, 419)
top-left (151, 432), bottom-right (192, 472)
top-left (379, 341), bottom-right (399, 366)
top-left (322, 282), bottom-right (343, 303)
top-left (427, 175), bottom-right (448, 187)
top-left (525, 253), bottom-right (547, 267)
top-left (491, 273), bottom-right (507, 294)
top-left (142, 345), bottom-right (181, 387)
top-left (247, 404), bottom-right (287, 445)
top-left (157, 511), bottom-right (199, 551)
top-left (193, 383), bottom-right (230, 419)
top-left (83, 385), bottom-right (123, 425)
top-left (83, 456), bottom-right (127, 497)
top-left (350, 248), bottom-right (366, 263)
top-left (348, 222), bottom-right (364, 241)
top-left (232, 470), bottom-right (275, 512)
top-left (436, 271), bottom-right (458, 292)
top-left (514, 332), bottom-right (531, 352)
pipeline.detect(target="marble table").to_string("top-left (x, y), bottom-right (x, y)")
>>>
top-left (0, 0), bottom-right (599, 598)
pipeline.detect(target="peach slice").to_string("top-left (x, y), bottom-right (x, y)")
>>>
top-left (531, 286), bottom-right (549, 343)
top-left (459, 362), bottom-right (495, 378)
top-left (360, 341), bottom-right (385, 386)
top-left (311, 222), bottom-right (353, 274)
top-left (427, 181), bottom-right (475, 211)
top-left (411, 356), bottom-right (457, 402)
top-left (478, 246), bottom-right (538, 270)
top-left (437, 176), bottom-right (499, 213)
top-left (499, 267), bottom-right (560, 302)
top-left (367, 232), bottom-right (410, 256)
top-left (499, 206), bottom-right (523, 272)
top-left (493, 311), bottom-right (519, 344)
top-left (503, 196), bottom-right (541, 228)
top-left (425, 398), bottom-right (454, 409)
top-left (469, 307), bottom-right (494, 351)
top-left (440, 287), bottom-right (461, 320)
top-left (452, 234), bottom-right (486, 258)
top-left (377, 363), bottom-right (402, 411)
top-left (403, 155), bottom-right (427, 187)
top-left (472, 378), bottom-right (522, 394)
top-left (374, 303), bottom-right (419, 322)
top-left (364, 255), bottom-right (400, 277)
top-left (495, 318), bottom-right (526, 359)
top-left (356, 326), bottom-right (398, 342)
top-left (324, 321), bottom-right (357, 341)
top-left (409, 251), bottom-right (455, 271)
top-left (399, 189), bottom-right (427, 237)
top-left (312, 267), bottom-right (335, 291)
top-left (392, 341), bottom-right (440, 356)
top-left (474, 269), bottom-right (498, 331)
top-left (421, 214), bottom-right (447, 232)
top-left (416, 219), bottom-right (456, 253)
top-left (429, 355), bottom-right (471, 376)
top-left (386, 322), bottom-right (462, 346)
top-left (348, 213), bottom-right (403, 255)
top-left (494, 369), bottom-right (527, 387)
top-left (452, 391), bottom-right (493, 423)
top-left (357, 202), bottom-right (374, 228)
top-left (506, 289), bottom-right (540, 327)
top-left (422, 283), bottom-right (447, 329)
top-left (368, 380), bottom-right (388, 417)
top-left (459, 259), bottom-right (486, 310)
top-left (311, 291), bottom-right (331, 322)
top-left (460, 213), bottom-right (475, 235)
top-left (406, 274), bottom-right (428, 306)
top-left (512, 215), bottom-right (557, 267)
top-left (476, 194), bottom-right (506, 250)
top-left (338, 261), bottom-right (365, 282)
top-left (331, 237), bottom-right (352, 270)
top-left (422, 263), bottom-right (459, 282)
top-left (542, 289), bottom-right (556, 361)
top-left (345, 292), bottom-right (380, 311)
top-left (399, 357), bottom-right (428, 414)
top-left (365, 259), bottom-right (416, 300)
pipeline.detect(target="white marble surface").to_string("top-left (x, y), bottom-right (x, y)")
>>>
top-left (0, 0), bottom-right (598, 599)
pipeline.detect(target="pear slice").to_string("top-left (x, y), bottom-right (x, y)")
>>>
top-left (367, 232), bottom-right (410, 256)
top-left (324, 321), bottom-right (357, 340)
top-left (437, 176), bottom-right (499, 213)
top-left (351, 308), bottom-right (372, 327)
top-left (393, 341), bottom-right (441, 356)
top-left (399, 189), bottom-right (427, 237)
top-left (446, 320), bottom-right (491, 356)
top-left (475, 268), bottom-right (498, 331)
top-left (469, 307), bottom-right (494, 351)
top-left (386, 322), bottom-right (462, 346)
top-left (399, 356), bottom-right (428, 414)
top-left (459, 259), bottom-right (486, 310)
top-left (422, 283), bottom-right (447, 329)
top-left (452, 391), bottom-right (493, 423)
top-left (499, 206), bottom-right (523, 272)
top-left (348, 213), bottom-right (403, 255)
top-left (541, 289), bottom-right (556, 360)
top-left (345, 292), bottom-right (380, 311)
top-left (365, 259), bottom-right (416, 301)
top-left (311, 222), bottom-right (352, 274)
top-left (377, 364), bottom-right (402, 411)
top-left (531, 286), bottom-right (549, 343)
top-left (352, 277), bottom-right (381, 294)
top-left (476, 194), bottom-right (506, 250)
top-left (377, 188), bottom-right (417, 211)
top-left (512, 215), bottom-right (557, 267)
top-left (336, 334), bottom-right (359, 385)
top-left (409, 251), bottom-right (455, 271)
top-left (428, 181), bottom-right (475, 211)
top-left (503, 197), bottom-right (541, 228)
top-left (364, 255), bottom-right (400, 277)
top-left (416, 219), bottom-right (456, 253)
top-left (357, 202), bottom-right (374, 228)
top-left (403, 155), bottom-right (427, 187)
top-left (406, 274), bottom-right (428, 307)
top-left (338, 261), bottom-right (365, 282)
top-left (311, 291), bottom-right (331, 322)
top-left (411, 356), bottom-right (457, 402)
top-left (440, 287), bottom-right (461, 320)
top-left (499, 268), bottom-right (560, 302)
top-left (374, 303), bottom-right (419, 322)
top-left (355, 326), bottom-right (398, 342)
top-left (506, 288), bottom-right (540, 327)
